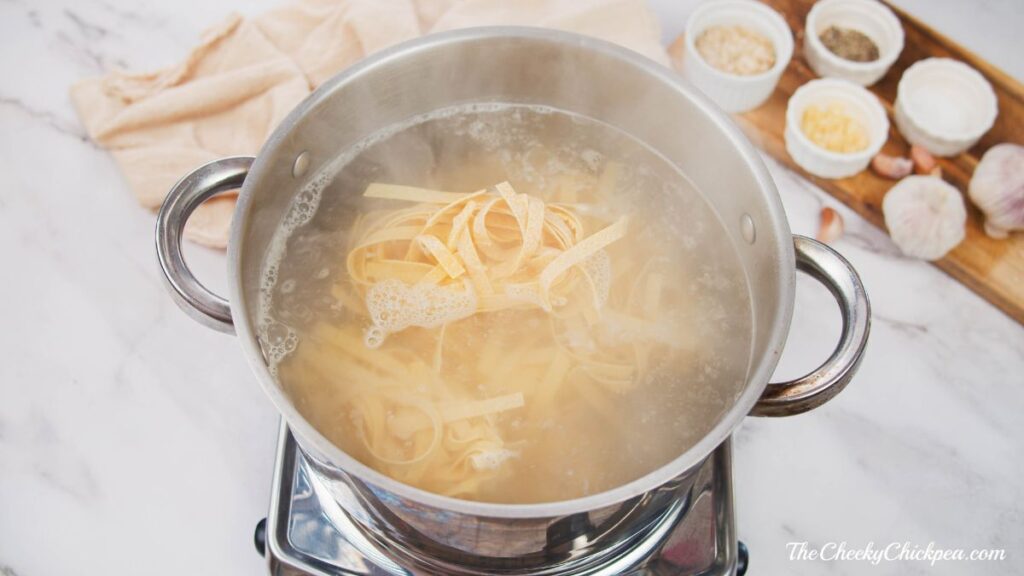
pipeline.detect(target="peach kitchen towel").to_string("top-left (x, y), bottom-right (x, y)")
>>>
top-left (71, 0), bottom-right (668, 247)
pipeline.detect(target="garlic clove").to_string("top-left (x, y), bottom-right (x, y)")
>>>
top-left (983, 221), bottom-right (1010, 240)
top-left (910, 144), bottom-right (938, 175)
top-left (668, 33), bottom-right (686, 71)
top-left (882, 175), bottom-right (966, 261)
top-left (816, 207), bottom-right (845, 243)
top-left (968, 143), bottom-right (1024, 239)
top-left (871, 153), bottom-right (913, 179)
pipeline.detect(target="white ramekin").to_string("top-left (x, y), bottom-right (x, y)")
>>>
top-left (803, 0), bottom-right (904, 87)
top-left (681, 0), bottom-right (794, 113)
top-left (785, 78), bottom-right (889, 178)
top-left (893, 57), bottom-right (998, 157)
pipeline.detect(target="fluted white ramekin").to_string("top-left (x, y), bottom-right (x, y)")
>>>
top-left (785, 78), bottom-right (889, 178)
top-left (894, 58), bottom-right (998, 157)
top-left (803, 0), bottom-right (904, 87)
top-left (681, 0), bottom-right (794, 113)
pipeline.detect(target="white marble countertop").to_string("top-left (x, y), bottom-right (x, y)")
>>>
top-left (1, 1), bottom-right (1022, 574)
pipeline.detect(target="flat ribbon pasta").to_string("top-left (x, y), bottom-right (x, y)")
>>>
top-left (284, 180), bottom-right (680, 499)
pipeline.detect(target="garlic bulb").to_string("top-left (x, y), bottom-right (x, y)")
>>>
top-left (883, 176), bottom-right (966, 261)
top-left (968, 143), bottom-right (1024, 238)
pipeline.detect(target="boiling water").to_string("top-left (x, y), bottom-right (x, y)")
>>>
top-left (260, 105), bottom-right (752, 504)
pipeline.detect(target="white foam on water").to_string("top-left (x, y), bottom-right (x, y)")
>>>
top-left (364, 278), bottom-right (477, 347)
top-left (469, 448), bottom-right (518, 471)
top-left (580, 149), bottom-right (604, 172)
top-left (257, 168), bottom-right (332, 373)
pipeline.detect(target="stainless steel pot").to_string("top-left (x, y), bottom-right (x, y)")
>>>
top-left (156, 28), bottom-right (869, 575)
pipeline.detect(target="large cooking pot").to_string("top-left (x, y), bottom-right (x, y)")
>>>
top-left (156, 27), bottom-right (869, 574)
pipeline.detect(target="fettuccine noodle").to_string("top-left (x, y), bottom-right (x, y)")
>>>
top-left (280, 178), bottom-right (680, 498)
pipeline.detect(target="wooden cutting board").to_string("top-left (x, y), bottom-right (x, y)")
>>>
top-left (727, 0), bottom-right (1024, 325)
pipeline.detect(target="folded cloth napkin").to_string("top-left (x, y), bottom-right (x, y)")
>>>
top-left (71, 0), bottom-right (668, 247)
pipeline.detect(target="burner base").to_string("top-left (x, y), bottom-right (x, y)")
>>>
top-left (256, 421), bottom-right (747, 575)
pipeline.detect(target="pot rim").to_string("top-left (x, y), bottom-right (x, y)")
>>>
top-left (228, 26), bottom-right (795, 519)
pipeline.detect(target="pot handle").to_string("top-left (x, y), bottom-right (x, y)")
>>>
top-left (752, 235), bottom-right (870, 417)
top-left (155, 157), bottom-right (254, 335)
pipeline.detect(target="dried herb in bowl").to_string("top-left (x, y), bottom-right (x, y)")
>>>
top-left (819, 26), bottom-right (880, 63)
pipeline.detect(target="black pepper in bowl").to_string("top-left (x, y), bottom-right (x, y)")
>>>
top-left (819, 25), bottom-right (880, 62)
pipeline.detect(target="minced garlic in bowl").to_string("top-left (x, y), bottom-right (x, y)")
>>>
top-left (800, 102), bottom-right (868, 154)
top-left (784, 78), bottom-right (888, 178)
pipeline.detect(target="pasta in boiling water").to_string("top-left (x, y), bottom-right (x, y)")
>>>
top-left (266, 105), bottom-right (752, 504)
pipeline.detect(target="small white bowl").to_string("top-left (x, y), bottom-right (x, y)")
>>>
top-left (804, 0), bottom-right (904, 87)
top-left (681, 0), bottom-right (794, 113)
top-left (894, 57), bottom-right (998, 157)
top-left (785, 78), bottom-right (889, 178)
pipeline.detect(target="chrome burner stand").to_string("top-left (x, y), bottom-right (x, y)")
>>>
top-left (255, 422), bottom-right (748, 575)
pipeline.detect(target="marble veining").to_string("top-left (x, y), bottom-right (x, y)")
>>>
top-left (1, 0), bottom-right (1022, 575)
top-left (0, 95), bottom-right (91, 143)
